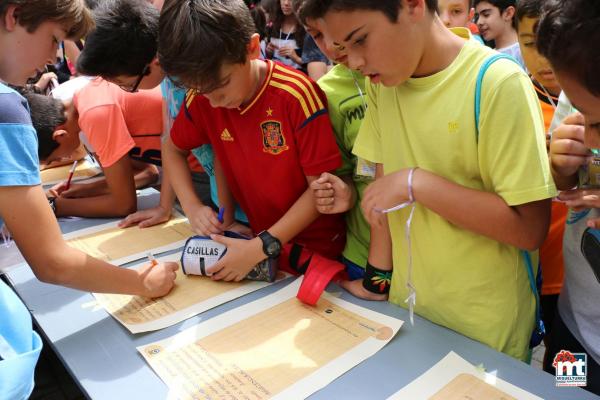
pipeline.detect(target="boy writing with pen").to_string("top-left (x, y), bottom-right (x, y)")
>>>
top-left (159, 0), bottom-right (346, 281)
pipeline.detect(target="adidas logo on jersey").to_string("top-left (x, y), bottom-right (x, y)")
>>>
top-left (220, 128), bottom-right (234, 142)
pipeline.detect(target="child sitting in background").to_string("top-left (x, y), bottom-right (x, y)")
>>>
top-left (474, 0), bottom-right (525, 68)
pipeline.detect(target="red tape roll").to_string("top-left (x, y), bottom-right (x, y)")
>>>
top-left (296, 253), bottom-right (346, 306)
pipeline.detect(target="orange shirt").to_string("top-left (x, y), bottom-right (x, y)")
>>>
top-left (533, 79), bottom-right (565, 295)
top-left (74, 78), bottom-right (163, 168)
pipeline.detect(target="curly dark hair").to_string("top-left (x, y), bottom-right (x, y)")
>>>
top-left (537, 0), bottom-right (600, 96)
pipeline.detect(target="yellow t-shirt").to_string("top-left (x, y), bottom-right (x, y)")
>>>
top-left (353, 37), bottom-right (556, 361)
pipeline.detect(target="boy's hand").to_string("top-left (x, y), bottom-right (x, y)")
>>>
top-left (339, 279), bottom-right (388, 301)
top-left (188, 204), bottom-right (224, 235)
top-left (35, 72), bottom-right (57, 90)
top-left (118, 205), bottom-right (172, 229)
top-left (48, 181), bottom-right (97, 198)
top-left (558, 189), bottom-right (600, 228)
top-left (550, 112), bottom-right (590, 178)
top-left (207, 235), bottom-right (265, 282)
top-left (266, 41), bottom-right (278, 55)
top-left (224, 221), bottom-right (253, 238)
top-left (362, 169), bottom-right (411, 227)
top-left (137, 261), bottom-right (178, 298)
top-left (310, 172), bottom-right (354, 214)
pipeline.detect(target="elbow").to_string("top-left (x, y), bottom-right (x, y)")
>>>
top-left (33, 256), bottom-right (73, 286)
top-left (115, 201), bottom-right (137, 217)
top-left (520, 225), bottom-right (550, 251)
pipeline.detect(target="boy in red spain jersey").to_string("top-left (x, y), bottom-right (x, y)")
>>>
top-left (159, 0), bottom-right (345, 281)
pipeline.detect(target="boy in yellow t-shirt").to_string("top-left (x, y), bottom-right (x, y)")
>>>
top-left (294, 0), bottom-right (556, 361)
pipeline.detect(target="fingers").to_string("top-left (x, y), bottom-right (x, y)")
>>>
top-left (314, 187), bottom-right (334, 199)
top-left (192, 208), bottom-right (223, 235)
top-left (118, 211), bottom-right (147, 228)
top-left (210, 233), bottom-right (235, 246)
top-left (310, 181), bottom-right (331, 192)
top-left (587, 217), bottom-right (600, 229)
top-left (563, 111), bottom-right (585, 126)
top-left (161, 261), bottom-right (179, 272)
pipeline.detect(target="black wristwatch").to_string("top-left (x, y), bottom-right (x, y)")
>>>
top-left (48, 196), bottom-right (57, 216)
top-left (258, 231), bottom-right (282, 259)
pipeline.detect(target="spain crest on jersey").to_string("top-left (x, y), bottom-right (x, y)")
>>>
top-left (260, 120), bottom-right (289, 155)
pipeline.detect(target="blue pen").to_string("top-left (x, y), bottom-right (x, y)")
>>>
top-left (217, 207), bottom-right (225, 224)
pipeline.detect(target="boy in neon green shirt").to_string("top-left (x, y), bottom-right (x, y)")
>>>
top-left (295, 0), bottom-right (556, 361)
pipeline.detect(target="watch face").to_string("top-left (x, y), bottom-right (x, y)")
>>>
top-left (266, 241), bottom-right (280, 255)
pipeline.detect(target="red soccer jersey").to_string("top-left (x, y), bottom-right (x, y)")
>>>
top-left (171, 60), bottom-right (345, 258)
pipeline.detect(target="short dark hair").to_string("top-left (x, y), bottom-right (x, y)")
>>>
top-left (22, 92), bottom-right (66, 160)
top-left (293, 0), bottom-right (438, 25)
top-left (515, 0), bottom-right (542, 29)
top-left (77, 0), bottom-right (159, 78)
top-left (158, 0), bottom-right (256, 93)
top-left (0, 0), bottom-right (93, 39)
top-left (474, 0), bottom-right (516, 28)
top-left (537, 0), bottom-right (600, 96)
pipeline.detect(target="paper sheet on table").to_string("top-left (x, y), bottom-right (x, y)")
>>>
top-left (138, 278), bottom-right (402, 400)
top-left (64, 212), bottom-right (193, 265)
top-left (93, 253), bottom-right (288, 333)
top-left (40, 159), bottom-right (101, 186)
top-left (387, 351), bottom-right (542, 400)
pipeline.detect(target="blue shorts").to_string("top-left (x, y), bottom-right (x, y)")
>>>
top-left (341, 257), bottom-right (365, 280)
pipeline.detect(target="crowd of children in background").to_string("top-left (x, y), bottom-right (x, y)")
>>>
top-left (1, 0), bottom-right (599, 398)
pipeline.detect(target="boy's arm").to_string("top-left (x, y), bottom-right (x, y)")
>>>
top-left (118, 166), bottom-right (175, 228)
top-left (310, 173), bottom-right (356, 214)
top-left (0, 185), bottom-right (177, 297)
top-left (118, 96), bottom-right (179, 228)
top-left (362, 167), bottom-right (551, 251)
top-left (163, 136), bottom-right (221, 234)
top-left (209, 175), bottom-right (323, 282)
top-left (54, 154), bottom-right (138, 217)
top-left (341, 164), bottom-right (391, 301)
top-left (52, 160), bottom-right (159, 198)
top-left (549, 112), bottom-right (589, 190)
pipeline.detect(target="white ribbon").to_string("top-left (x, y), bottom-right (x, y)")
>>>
top-left (375, 168), bottom-right (418, 325)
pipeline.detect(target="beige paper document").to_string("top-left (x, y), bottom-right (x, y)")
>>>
top-left (40, 159), bottom-right (101, 185)
top-left (388, 352), bottom-right (542, 400)
top-left (94, 253), bottom-right (284, 333)
top-left (138, 278), bottom-right (403, 400)
top-left (64, 212), bottom-right (193, 265)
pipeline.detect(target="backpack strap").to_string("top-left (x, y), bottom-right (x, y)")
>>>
top-left (474, 53), bottom-right (518, 140)
top-left (475, 53), bottom-right (545, 347)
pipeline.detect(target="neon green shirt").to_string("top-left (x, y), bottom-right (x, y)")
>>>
top-left (353, 37), bottom-right (556, 361)
top-left (319, 64), bottom-right (371, 267)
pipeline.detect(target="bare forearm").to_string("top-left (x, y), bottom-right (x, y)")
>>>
top-left (157, 168), bottom-right (176, 210)
top-left (412, 168), bottom-right (551, 250)
top-left (132, 163), bottom-right (160, 189)
top-left (368, 217), bottom-right (392, 269)
top-left (214, 156), bottom-right (236, 225)
top-left (268, 187), bottom-right (320, 244)
top-left (163, 138), bottom-right (204, 212)
top-left (40, 246), bottom-right (148, 295)
top-left (2, 186), bottom-right (145, 295)
top-left (55, 193), bottom-right (137, 218)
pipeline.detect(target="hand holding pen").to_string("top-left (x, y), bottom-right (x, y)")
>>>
top-left (137, 251), bottom-right (179, 298)
top-left (65, 160), bottom-right (78, 191)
